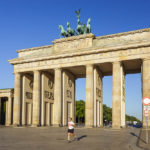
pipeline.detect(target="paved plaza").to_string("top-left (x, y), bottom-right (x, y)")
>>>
top-left (0, 126), bottom-right (149, 150)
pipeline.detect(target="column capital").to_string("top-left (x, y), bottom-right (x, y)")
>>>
top-left (142, 58), bottom-right (150, 62)
top-left (14, 72), bottom-right (21, 75)
top-left (54, 68), bottom-right (62, 71)
top-left (33, 70), bottom-right (41, 73)
top-left (86, 64), bottom-right (94, 67)
top-left (112, 61), bottom-right (122, 65)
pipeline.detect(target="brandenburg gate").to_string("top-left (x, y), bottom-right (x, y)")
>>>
top-left (5, 28), bottom-right (150, 128)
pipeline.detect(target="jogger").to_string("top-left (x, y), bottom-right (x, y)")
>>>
top-left (67, 117), bottom-right (77, 143)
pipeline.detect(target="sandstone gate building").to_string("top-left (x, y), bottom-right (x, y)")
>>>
top-left (1, 28), bottom-right (150, 128)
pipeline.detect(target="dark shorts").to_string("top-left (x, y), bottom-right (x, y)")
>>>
top-left (68, 129), bottom-right (74, 133)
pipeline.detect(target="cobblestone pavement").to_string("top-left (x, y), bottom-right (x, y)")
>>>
top-left (0, 126), bottom-right (144, 150)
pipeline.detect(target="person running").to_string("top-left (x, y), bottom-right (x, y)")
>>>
top-left (67, 117), bottom-right (77, 143)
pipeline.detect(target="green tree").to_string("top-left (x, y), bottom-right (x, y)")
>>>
top-left (76, 100), bottom-right (85, 123)
top-left (76, 100), bottom-right (141, 124)
top-left (103, 104), bottom-right (112, 122)
top-left (126, 115), bottom-right (141, 122)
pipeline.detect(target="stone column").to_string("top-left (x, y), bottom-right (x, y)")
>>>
top-left (6, 96), bottom-right (12, 126)
top-left (85, 65), bottom-right (94, 127)
top-left (41, 73), bottom-right (45, 126)
top-left (94, 67), bottom-right (103, 127)
top-left (22, 75), bottom-right (25, 125)
top-left (142, 59), bottom-right (150, 127)
top-left (53, 68), bottom-right (62, 126)
top-left (100, 101), bottom-right (103, 127)
top-left (121, 65), bottom-right (125, 128)
top-left (0, 98), bottom-right (1, 123)
top-left (32, 70), bottom-right (41, 126)
top-left (72, 80), bottom-right (75, 123)
top-left (13, 73), bottom-right (21, 125)
top-left (112, 62), bottom-right (125, 128)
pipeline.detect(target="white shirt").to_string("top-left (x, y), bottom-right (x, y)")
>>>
top-left (68, 121), bottom-right (74, 129)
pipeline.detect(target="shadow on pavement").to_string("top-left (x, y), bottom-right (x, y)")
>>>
top-left (130, 130), bottom-right (150, 150)
top-left (130, 132), bottom-right (146, 144)
top-left (77, 135), bottom-right (87, 141)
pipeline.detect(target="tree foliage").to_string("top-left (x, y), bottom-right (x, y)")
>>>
top-left (76, 100), bottom-right (85, 123)
top-left (126, 115), bottom-right (141, 122)
top-left (76, 100), bottom-right (141, 123)
top-left (103, 104), bottom-right (112, 122)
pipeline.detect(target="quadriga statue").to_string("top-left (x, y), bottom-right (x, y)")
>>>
top-left (58, 9), bottom-right (91, 38)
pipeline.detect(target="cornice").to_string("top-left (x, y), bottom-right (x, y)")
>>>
top-left (0, 89), bottom-right (14, 92)
top-left (8, 41), bottom-right (150, 65)
top-left (96, 28), bottom-right (150, 40)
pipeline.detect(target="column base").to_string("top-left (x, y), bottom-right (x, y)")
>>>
top-left (112, 125), bottom-right (123, 129)
top-left (121, 125), bottom-right (126, 128)
top-left (93, 125), bottom-right (103, 128)
top-left (53, 124), bottom-right (63, 127)
top-left (5, 123), bottom-right (11, 126)
top-left (142, 125), bottom-right (150, 129)
top-left (12, 124), bottom-right (22, 128)
top-left (13, 124), bottom-right (21, 126)
top-left (85, 125), bottom-right (94, 128)
top-left (30, 124), bottom-right (40, 127)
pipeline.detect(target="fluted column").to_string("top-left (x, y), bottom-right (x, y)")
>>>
top-left (32, 70), bottom-right (41, 126)
top-left (85, 65), bottom-right (94, 127)
top-left (142, 58), bottom-right (150, 127)
top-left (13, 73), bottom-right (21, 125)
top-left (53, 68), bottom-right (62, 126)
top-left (112, 62), bottom-right (125, 128)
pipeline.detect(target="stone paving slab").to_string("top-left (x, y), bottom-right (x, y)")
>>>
top-left (0, 127), bottom-right (143, 150)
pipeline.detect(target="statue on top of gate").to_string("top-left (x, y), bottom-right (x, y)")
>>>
top-left (58, 9), bottom-right (91, 38)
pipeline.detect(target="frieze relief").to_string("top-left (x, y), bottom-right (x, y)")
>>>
top-left (96, 88), bottom-right (101, 98)
top-left (44, 91), bottom-right (54, 100)
top-left (66, 90), bottom-right (72, 98)
top-left (29, 80), bottom-right (33, 89)
top-left (26, 92), bottom-right (33, 99)
top-left (48, 80), bottom-right (53, 89)
top-left (68, 77), bottom-right (72, 88)
top-left (97, 75), bottom-right (101, 85)
top-left (66, 77), bottom-right (73, 99)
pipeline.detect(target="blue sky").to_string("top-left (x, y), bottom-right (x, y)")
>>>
top-left (0, 0), bottom-right (150, 120)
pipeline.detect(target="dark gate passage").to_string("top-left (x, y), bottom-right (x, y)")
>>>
top-left (0, 97), bottom-right (7, 125)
